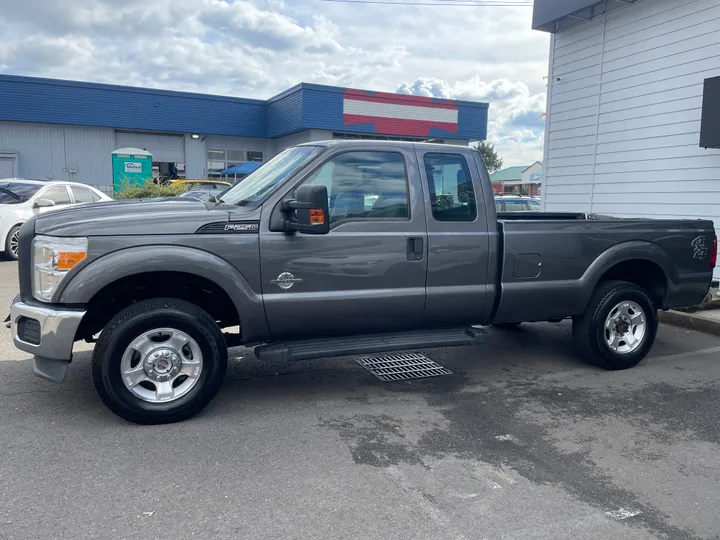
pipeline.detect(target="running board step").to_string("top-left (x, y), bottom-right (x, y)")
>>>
top-left (254, 327), bottom-right (486, 363)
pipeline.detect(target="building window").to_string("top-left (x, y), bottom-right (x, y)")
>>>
top-left (207, 149), bottom-right (264, 177)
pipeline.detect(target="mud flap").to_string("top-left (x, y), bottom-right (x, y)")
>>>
top-left (33, 357), bottom-right (70, 384)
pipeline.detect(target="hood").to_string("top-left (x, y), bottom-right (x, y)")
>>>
top-left (32, 198), bottom-right (261, 237)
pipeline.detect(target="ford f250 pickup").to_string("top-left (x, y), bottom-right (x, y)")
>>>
top-left (9, 140), bottom-right (717, 424)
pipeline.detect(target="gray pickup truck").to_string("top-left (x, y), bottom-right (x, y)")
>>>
top-left (9, 140), bottom-right (716, 424)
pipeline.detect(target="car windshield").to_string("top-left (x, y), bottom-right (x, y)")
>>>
top-left (0, 183), bottom-right (42, 204)
top-left (220, 146), bottom-right (321, 207)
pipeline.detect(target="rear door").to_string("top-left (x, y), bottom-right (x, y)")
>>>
top-left (259, 146), bottom-right (428, 340)
top-left (416, 148), bottom-right (493, 327)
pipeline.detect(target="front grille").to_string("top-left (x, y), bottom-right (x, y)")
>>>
top-left (18, 317), bottom-right (41, 345)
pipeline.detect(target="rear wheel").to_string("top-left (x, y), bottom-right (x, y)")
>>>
top-left (92, 298), bottom-right (228, 424)
top-left (5, 225), bottom-right (20, 260)
top-left (572, 280), bottom-right (657, 370)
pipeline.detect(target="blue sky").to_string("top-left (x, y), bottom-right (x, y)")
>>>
top-left (0, 0), bottom-right (550, 166)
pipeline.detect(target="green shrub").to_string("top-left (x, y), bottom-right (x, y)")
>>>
top-left (114, 179), bottom-right (188, 200)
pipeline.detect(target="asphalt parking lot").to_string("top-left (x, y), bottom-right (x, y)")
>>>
top-left (1, 259), bottom-right (719, 540)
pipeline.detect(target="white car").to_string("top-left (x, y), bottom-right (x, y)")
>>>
top-left (0, 179), bottom-right (112, 260)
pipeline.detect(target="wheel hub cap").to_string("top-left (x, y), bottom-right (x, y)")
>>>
top-left (145, 349), bottom-right (182, 381)
top-left (604, 301), bottom-right (647, 355)
top-left (120, 328), bottom-right (204, 403)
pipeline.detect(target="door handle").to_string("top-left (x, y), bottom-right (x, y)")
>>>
top-left (407, 238), bottom-right (424, 261)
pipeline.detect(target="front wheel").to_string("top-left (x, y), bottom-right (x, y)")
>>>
top-left (573, 281), bottom-right (658, 370)
top-left (92, 298), bottom-right (228, 424)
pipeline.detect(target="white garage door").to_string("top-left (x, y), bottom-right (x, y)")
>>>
top-left (115, 132), bottom-right (184, 163)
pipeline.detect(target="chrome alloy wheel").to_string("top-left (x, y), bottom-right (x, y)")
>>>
top-left (604, 301), bottom-right (647, 355)
top-left (9, 229), bottom-right (19, 258)
top-left (120, 328), bottom-right (203, 403)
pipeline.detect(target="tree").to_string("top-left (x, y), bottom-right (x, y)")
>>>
top-left (473, 141), bottom-right (503, 173)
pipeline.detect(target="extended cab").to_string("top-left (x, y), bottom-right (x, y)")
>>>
top-left (10, 141), bottom-right (716, 424)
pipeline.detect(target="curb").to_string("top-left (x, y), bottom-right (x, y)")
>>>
top-left (659, 310), bottom-right (720, 337)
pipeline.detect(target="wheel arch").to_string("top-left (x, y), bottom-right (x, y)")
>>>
top-left (58, 245), bottom-right (269, 343)
top-left (580, 241), bottom-right (675, 310)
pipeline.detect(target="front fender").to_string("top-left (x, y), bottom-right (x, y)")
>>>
top-left (56, 245), bottom-right (270, 342)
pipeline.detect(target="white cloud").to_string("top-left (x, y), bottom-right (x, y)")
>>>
top-left (398, 76), bottom-right (547, 166)
top-left (0, 0), bottom-right (549, 164)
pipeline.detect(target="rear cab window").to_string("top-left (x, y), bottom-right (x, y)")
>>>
top-left (424, 153), bottom-right (477, 222)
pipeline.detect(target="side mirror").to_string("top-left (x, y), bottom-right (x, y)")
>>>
top-left (282, 185), bottom-right (330, 235)
top-left (33, 199), bottom-right (56, 209)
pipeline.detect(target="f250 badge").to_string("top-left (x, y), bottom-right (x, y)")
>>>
top-left (691, 236), bottom-right (708, 259)
top-left (225, 223), bottom-right (259, 232)
top-left (271, 272), bottom-right (302, 290)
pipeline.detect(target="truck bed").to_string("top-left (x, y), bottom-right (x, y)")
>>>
top-left (493, 216), bottom-right (714, 323)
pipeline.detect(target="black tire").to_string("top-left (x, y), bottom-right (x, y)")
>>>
top-left (5, 225), bottom-right (20, 261)
top-left (92, 298), bottom-right (228, 424)
top-left (492, 322), bottom-right (522, 329)
top-left (572, 280), bottom-right (658, 370)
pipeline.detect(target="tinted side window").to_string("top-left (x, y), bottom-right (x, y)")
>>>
top-left (424, 153), bottom-right (477, 222)
top-left (70, 186), bottom-right (95, 203)
top-left (305, 151), bottom-right (409, 225)
top-left (42, 186), bottom-right (71, 205)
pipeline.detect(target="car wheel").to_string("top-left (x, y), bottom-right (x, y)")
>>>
top-left (572, 280), bottom-right (657, 370)
top-left (92, 298), bottom-right (228, 424)
top-left (5, 225), bottom-right (20, 260)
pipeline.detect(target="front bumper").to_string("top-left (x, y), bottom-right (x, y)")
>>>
top-left (10, 298), bottom-right (86, 383)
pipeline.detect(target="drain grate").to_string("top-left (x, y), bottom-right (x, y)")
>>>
top-left (355, 353), bottom-right (453, 382)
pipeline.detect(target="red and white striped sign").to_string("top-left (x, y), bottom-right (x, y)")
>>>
top-left (343, 89), bottom-right (458, 137)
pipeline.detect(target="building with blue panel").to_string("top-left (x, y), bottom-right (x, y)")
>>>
top-left (0, 74), bottom-right (488, 191)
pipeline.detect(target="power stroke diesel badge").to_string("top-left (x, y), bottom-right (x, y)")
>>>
top-left (271, 272), bottom-right (302, 290)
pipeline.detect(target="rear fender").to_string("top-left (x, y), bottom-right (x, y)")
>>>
top-left (578, 241), bottom-right (676, 309)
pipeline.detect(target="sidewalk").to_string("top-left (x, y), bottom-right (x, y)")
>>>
top-left (659, 300), bottom-right (720, 336)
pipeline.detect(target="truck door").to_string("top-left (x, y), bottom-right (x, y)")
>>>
top-left (259, 147), bottom-right (428, 340)
top-left (416, 149), bottom-right (493, 327)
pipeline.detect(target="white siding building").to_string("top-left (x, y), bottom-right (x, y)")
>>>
top-left (534, 0), bottom-right (720, 274)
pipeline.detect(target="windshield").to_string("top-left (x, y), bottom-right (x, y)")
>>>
top-left (0, 183), bottom-right (42, 204)
top-left (220, 146), bottom-right (321, 207)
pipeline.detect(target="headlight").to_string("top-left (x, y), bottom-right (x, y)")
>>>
top-left (33, 236), bottom-right (88, 302)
